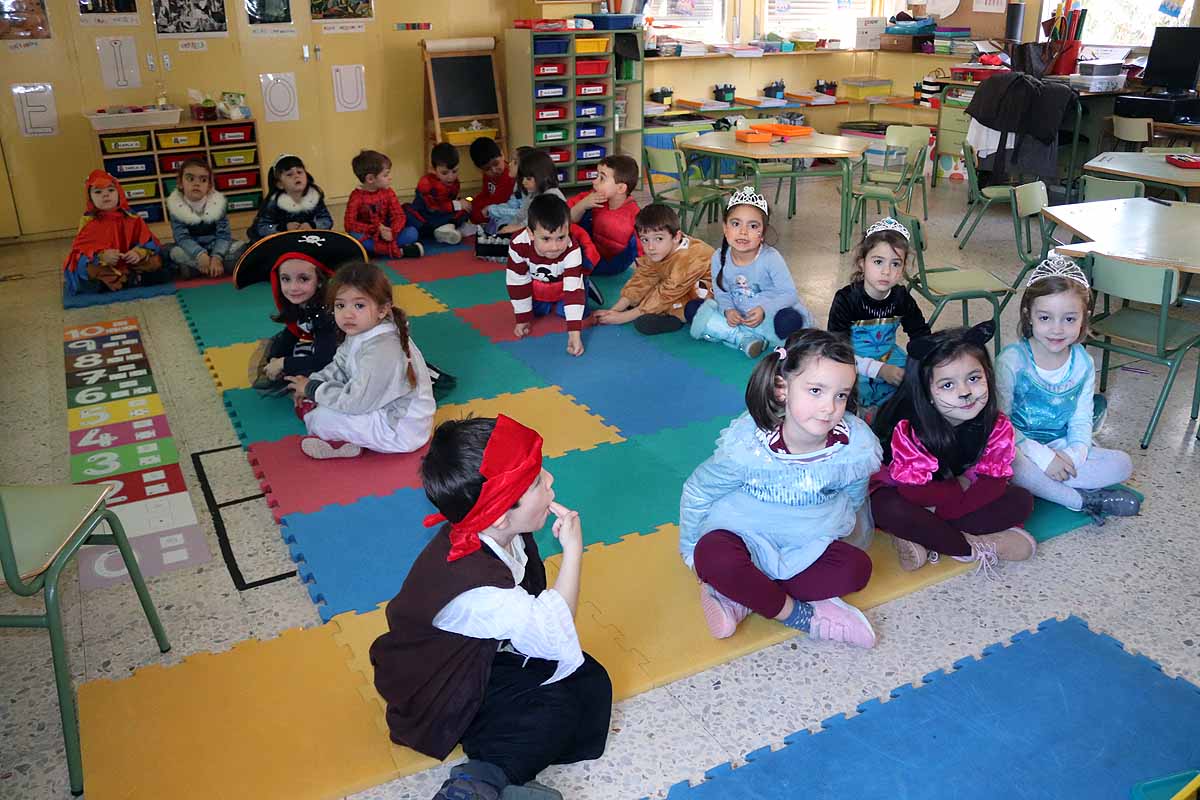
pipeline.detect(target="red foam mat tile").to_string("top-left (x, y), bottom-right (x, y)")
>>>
top-left (387, 247), bottom-right (507, 283)
top-left (455, 300), bottom-right (598, 343)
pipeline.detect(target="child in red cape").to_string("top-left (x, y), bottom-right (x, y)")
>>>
top-left (63, 170), bottom-right (165, 295)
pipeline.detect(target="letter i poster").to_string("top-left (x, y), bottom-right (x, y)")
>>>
top-left (63, 317), bottom-right (211, 589)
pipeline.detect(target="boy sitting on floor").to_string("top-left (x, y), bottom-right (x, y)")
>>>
top-left (567, 154), bottom-right (642, 282)
top-left (370, 416), bottom-right (612, 800)
top-left (468, 136), bottom-right (516, 228)
top-left (593, 203), bottom-right (715, 336)
top-left (404, 141), bottom-right (475, 245)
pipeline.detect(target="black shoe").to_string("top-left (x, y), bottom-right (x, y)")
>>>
top-left (633, 314), bottom-right (685, 335)
top-left (1079, 487), bottom-right (1141, 524)
top-left (500, 781), bottom-right (564, 799)
top-left (585, 279), bottom-right (605, 307)
top-left (433, 761), bottom-right (506, 800)
top-left (427, 360), bottom-right (458, 400)
top-left (402, 243), bottom-right (424, 259)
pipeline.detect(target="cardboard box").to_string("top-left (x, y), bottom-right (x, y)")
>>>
top-left (880, 33), bottom-right (932, 52)
top-left (855, 17), bottom-right (885, 50)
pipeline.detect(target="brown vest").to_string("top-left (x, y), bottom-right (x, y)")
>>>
top-left (369, 527), bottom-right (548, 759)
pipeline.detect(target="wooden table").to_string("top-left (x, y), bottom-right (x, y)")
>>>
top-left (678, 131), bottom-right (870, 252)
top-left (1082, 152), bottom-right (1200, 201)
top-left (1044, 198), bottom-right (1200, 273)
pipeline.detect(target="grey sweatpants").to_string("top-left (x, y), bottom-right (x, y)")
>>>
top-left (1011, 446), bottom-right (1133, 511)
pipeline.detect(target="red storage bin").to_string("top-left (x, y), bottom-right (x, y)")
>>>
top-left (214, 169), bottom-right (260, 191)
top-left (576, 166), bottom-right (599, 182)
top-left (158, 150), bottom-right (207, 173)
top-left (534, 61), bottom-right (566, 76)
top-left (575, 58), bottom-right (610, 76)
top-left (545, 148), bottom-right (571, 164)
top-left (208, 123), bottom-right (254, 145)
top-left (576, 82), bottom-right (607, 97)
top-left (535, 104), bottom-right (567, 121)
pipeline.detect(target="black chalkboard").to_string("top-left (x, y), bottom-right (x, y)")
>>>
top-left (430, 55), bottom-right (498, 118)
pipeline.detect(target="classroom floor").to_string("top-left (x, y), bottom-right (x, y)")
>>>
top-left (2, 179), bottom-right (1198, 800)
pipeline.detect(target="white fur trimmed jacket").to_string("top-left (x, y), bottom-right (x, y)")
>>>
top-left (167, 190), bottom-right (234, 258)
top-left (248, 186), bottom-right (334, 241)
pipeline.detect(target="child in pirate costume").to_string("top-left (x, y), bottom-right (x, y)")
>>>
top-left (370, 416), bottom-right (612, 800)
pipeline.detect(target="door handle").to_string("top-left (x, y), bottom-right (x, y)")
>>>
top-left (302, 44), bottom-right (310, 62)
top-left (162, 53), bottom-right (172, 71)
top-left (314, 45), bottom-right (321, 61)
top-left (146, 52), bottom-right (156, 72)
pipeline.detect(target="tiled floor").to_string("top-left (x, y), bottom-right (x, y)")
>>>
top-left (2, 183), bottom-right (1198, 799)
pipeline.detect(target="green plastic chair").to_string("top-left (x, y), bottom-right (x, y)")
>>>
top-left (849, 133), bottom-right (929, 234)
top-left (0, 484), bottom-right (170, 795)
top-left (954, 141), bottom-right (1015, 250)
top-left (1086, 253), bottom-right (1200, 448)
top-left (1142, 146), bottom-right (1196, 153)
top-left (1081, 175), bottom-right (1146, 201)
top-left (862, 125), bottom-right (932, 220)
top-left (1004, 181), bottom-right (1059, 309)
top-left (643, 144), bottom-right (732, 233)
top-left (901, 212), bottom-right (1011, 353)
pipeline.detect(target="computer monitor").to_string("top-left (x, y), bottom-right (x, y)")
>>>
top-left (1142, 26), bottom-right (1200, 94)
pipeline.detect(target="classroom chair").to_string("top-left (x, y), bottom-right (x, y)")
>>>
top-left (1112, 116), bottom-right (1154, 151)
top-left (1142, 146), bottom-right (1196, 154)
top-left (954, 141), bottom-right (1015, 250)
top-left (0, 484), bottom-right (170, 795)
top-left (861, 125), bottom-right (932, 221)
top-left (1004, 181), bottom-right (1058, 308)
top-left (848, 132), bottom-right (930, 234)
top-left (900, 212), bottom-right (1011, 354)
top-left (643, 144), bottom-right (732, 234)
top-left (1086, 253), bottom-right (1200, 448)
top-left (1081, 175), bottom-right (1146, 201)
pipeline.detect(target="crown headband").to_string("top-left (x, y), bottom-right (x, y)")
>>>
top-left (1026, 255), bottom-right (1090, 289)
top-left (727, 186), bottom-right (769, 216)
top-left (865, 217), bottom-right (910, 241)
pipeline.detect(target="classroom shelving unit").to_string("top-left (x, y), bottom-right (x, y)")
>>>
top-left (505, 27), bottom-right (644, 188)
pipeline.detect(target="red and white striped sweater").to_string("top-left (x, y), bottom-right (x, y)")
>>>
top-left (506, 229), bottom-right (586, 331)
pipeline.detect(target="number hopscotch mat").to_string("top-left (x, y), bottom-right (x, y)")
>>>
top-left (64, 318), bottom-right (211, 589)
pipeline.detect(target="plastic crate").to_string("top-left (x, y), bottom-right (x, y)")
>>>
top-left (122, 180), bottom-right (159, 201)
top-left (104, 154), bottom-right (157, 178)
top-left (535, 126), bottom-right (568, 143)
top-left (207, 123), bottom-right (254, 145)
top-left (211, 147), bottom-right (257, 168)
top-left (576, 144), bottom-right (606, 161)
top-left (545, 147), bottom-right (571, 164)
top-left (576, 58), bottom-right (610, 76)
top-left (533, 37), bottom-right (569, 55)
top-left (158, 150), bottom-right (207, 173)
top-left (574, 14), bottom-right (637, 30)
top-left (445, 127), bottom-right (498, 145)
top-left (100, 132), bottom-right (150, 155)
top-left (576, 101), bottom-right (605, 118)
top-left (576, 123), bottom-right (606, 139)
top-left (576, 81), bottom-right (607, 97)
top-left (556, 168), bottom-right (568, 184)
top-left (534, 61), bottom-right (567, 76)
top-left (576, 165), bottom-right (600, 182)
top-left (842, 77), bottom-right (893, 100)
top-left (574, 37), bottom-right (611, 54)
top-left (155, 128), bottom-right (203, 149)
top-left (535, 83), bottom-right (567, 99)
top-left (215, 169), bottom-right (260, 192)
top-left (226, 191), bottom-right (263, 212)
top-left (535, 104), bottom-right (567, 122)
top-left (129, 201), bottom-right (164, 223)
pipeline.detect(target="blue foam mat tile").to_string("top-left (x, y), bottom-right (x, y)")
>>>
top-left (177, 282), bottom-right (278, 349)
top-left (663, 615), bottom-right (1200, 799)
top-left (280, 487), bottom-right (439, 622)
top-left (63, 282), bottom-right (177, 308)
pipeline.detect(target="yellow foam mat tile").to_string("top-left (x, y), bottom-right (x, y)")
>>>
top-left (79, 624), bottom-right (400, 800)
top-left (392, 284), bottom-right (448, 317)
top-left (435, 386), bottom-right (624, 459)
top-left (203, 340), bottom-right (262, 392)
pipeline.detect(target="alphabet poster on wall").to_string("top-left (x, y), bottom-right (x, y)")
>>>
top-left (152, 0), bottom-right (228, 37)
top-left (1, 0), bottom-right (52, 39)
top-left (11, 83), bottom-right (58, 136)
top-left (78, 0), bottom-right (139, 27)
top-left (259, 71), bottom-right (300, 122)
top-left (332, 64), bottom-right (366, 113)
top-left (97, 35), bottom-right (142, 89)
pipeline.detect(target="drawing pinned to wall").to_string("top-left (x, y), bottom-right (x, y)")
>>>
top-left (310, 0), bottom-right (371, 20)
top-left (332, 64), bottom-right (366, 112)
top-left (395, 22), bottom-right (431, 30)
top-left (259, 72), bottom-right (300, 122)
top-left (152, 0), bottom-right (228, 37)
top-left (246, 0), bottom-right (290, 25)
top-left (78, 0), bottom-right (139, 26)
top-left (0, 0), bottom-right (51, 39)
top-left (97, 35), bottom-right (142, 89)
top-left (11, 83), bottom-right (58, 136)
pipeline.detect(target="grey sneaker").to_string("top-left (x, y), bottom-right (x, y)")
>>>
top-left (500, 781), bottom-right (563, 800)
top-left (1079, 487), bottom-right (1141, 524)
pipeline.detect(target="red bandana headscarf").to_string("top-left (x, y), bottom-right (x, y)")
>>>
top-left (423, 415), bottom-right (544, 562)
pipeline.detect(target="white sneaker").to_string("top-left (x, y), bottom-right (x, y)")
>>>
top-left (434, 224), bottom-right (462, 245)
top-left (300, 437), bottom-right (362, 460)
top-left (458, 222), bottom-right (479, 238)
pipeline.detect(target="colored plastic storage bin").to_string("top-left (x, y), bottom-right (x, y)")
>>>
top-left (104, 154), bottom-right (157, 178)
top-left (576, 123), bottom-right (606, 139)
top-left (576, 58), bottom-right (610, 76)
top-left (155, 128), bottom-right (203, 149)
top-left (577, 144), bottom-right (606, 161)
top-left (129, 202), bottom-right (164, 223)
top-left (161, 176), bottom-right (178, 196)
top-left (576, 166), bottom-right (599, 182)
top-left (576, 102), bottom-right (605, 118)
top-left (211, 147), bottom-right (257, 168)
top-left (535, 104), bottom-right (567, 122)
top-left (535, 83), bottom-right (567, 99)
top-left (535, 126), bottom-right (568, 143)
top-left (533, 37), bottom-right (569, 55)
top-left (574, 37), bottom-right (611, 54)
top-left (574, 14), bottom-right (636, 30)
top-left (556, 169), bottom-right (568, 184)
top-left (158, 150), bottom-right (207, 173)
top-left (100, 132), bottom-right (150, 154)
top-left (534, 61), bottom-right (566, 76)
top-left (445, 127), bottom-right (498, 145)
top-left (207, 123), bottom-right (254, 145)
top-left (226, 191), bottom-right (263, 212)
top-left (842, 77), bottom-right (893, 100)
top-left (577, 81), bottom-right (607, 97)
top-left (545, 148), bottom-right (571, 164)
top-left (215, 169), bottom-right (260, 192)
top-left (122, 180), bottom-right (158, 201)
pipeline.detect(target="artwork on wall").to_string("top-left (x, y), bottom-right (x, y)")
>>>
top-left (310, 0), bottom-right (371, 21)
top-left (96, 35), bottom-right (142, 89)
top-left (0, 0), bottom-right (52, 39)
top-left (11, 83), bottom-right (59, 136)
top-left (152, 0), bottom-right (228, 37)
top-left (246, 0), bottom-right (290, 25)
top-left (260, 72), bottom-right (300, 122)
top-left (332, 64), bottom-right (366, 113)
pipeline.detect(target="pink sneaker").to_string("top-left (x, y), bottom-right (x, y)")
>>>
top-left (698, 582), bottom-right (750, 639)
top-left (808, 598), bottom-right (877, 649)
top-left (300, 437), bottom-right (362, 460)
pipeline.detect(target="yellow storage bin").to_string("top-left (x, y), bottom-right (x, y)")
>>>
top-left (122, 180), bottom-right (158, 201)
top-left (444, 128), bottom-right (498, 146)
top-left (100, 133), bottom-right (150, 154)
top-left (575, 37), bottom-right (610, 54)
top-left (155, 128), bottom-right (203, 149)
top-left (212, 147), bottom-right (257, 167)
top-left (842, 77), bottom-right (893, 100)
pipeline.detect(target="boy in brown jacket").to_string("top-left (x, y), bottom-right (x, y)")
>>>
top-left (593, 203), bottom-right (715, 335)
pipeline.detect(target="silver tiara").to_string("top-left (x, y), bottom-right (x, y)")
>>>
top-left (727, 186), bottom-right (769, 216)
top-left (1027, 256), bottom-right (1089, 289)
top-left (865, 217), bottom-right (910, 240)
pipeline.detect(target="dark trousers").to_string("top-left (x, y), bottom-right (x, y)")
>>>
top-left (693, 530), bottom-right (872, 619)
top-left (460, 650), bottom-right (612, 785)
top-left (871, 484), bottom-right (1034, 557)
top-left (585, 234), bottom-right (639, 276)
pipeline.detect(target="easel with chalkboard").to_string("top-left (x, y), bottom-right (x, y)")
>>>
top-left (422, 39), bottom-right (507, 148)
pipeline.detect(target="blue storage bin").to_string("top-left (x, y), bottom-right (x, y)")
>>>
top-left (535, 83), bottom-right (567, 99)
top-left (556, 169), bottom-right (568, 184)
top-left (576, 102), bottom-right (605, 118)
top-left (105, 154), bottom-right (157, 178)
top-left (577, 144), bottom-right (606, 161)
top-left (533, 37), bottom-right (570, 55)
top-left (576, 123), bottom-right (607, 139)
top-left (129, 201), bottom-right (164, 223)
top-left (574, 13), bottom-right (638, 30)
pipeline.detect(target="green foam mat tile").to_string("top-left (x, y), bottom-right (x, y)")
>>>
top-left (641, 330), bottom-right (757, 389)
top-left (634, 415), bottom-right (733, 479)
top-left (223, 389), bottom-right (306, 446)
top-left (410, 311), bottom-right (545, 403)
top-left (1025, 488), bottom-right (1144, 543)
top-left (417, 271), bottom-right (507, 311)
top-left (178, 282), bottom-right (278, 350)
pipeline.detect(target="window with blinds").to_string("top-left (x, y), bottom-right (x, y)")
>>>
top-left (644, 0), bottom-right (728, 43)
top-left (765, 0), bottom-right (873, 42)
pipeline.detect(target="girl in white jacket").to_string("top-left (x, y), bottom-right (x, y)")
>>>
top-left (286, 262), bottom-right (435, 459)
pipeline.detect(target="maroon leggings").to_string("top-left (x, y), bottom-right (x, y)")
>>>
top-left (692, 530), bottom-right (873, 619)
top-left (870, 485), bottom-right (1034, 557)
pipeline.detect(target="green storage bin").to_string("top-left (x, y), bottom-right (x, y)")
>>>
top-left (535, 126), bottom-right (568, 144)
top-left (226, 191), bottom-right (262, 212)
